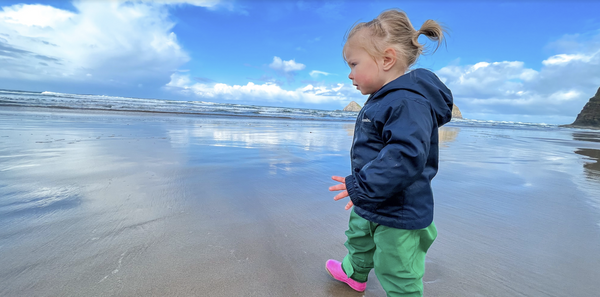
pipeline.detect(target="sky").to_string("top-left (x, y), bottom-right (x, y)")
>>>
top-left (1, 0), bottom-right (599, 124)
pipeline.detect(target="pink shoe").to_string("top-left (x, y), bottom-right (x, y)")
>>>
top-left (325, 259), bottom-right (367, 292)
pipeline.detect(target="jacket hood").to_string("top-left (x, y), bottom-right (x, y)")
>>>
top-left (370, 68), bottom-right (454, 126)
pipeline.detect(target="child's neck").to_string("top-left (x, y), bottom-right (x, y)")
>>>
top-left (381, 66), bottom-right (408, 87)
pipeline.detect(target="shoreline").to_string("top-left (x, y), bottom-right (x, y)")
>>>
top-left (0, 104), bottom-right (358, 122)
top-left (559, 123), bottom-right (600, 130)
top-left (2, 105), bottom-right (587, 131)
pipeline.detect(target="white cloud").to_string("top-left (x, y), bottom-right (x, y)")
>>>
top-left (268, 56), bottom-right (306, 83)
top-left (165, 73), bottom-right (360, 106)
top-left (0, 1), bottom-right (218, 87)
top-left (309, 70), bottom-right (332, 78)
top-left (0, 4), bottom-right (74, 27)
top-left (436, 39), bottom-right (600, 123)
top-left (542, 53), bottom-right (595, 66)
top-left (438, 61), bottom-right (537, 99)
top-left (269, 56), bottom-right (306, 73)
top-left (548, 90), bottom-right (581, 102)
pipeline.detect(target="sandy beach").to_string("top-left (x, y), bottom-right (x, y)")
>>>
top-left (1, 107), bottom-right (599, 297)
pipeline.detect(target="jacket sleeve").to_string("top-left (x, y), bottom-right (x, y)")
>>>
top-left (345, 96), bottom-right (433, 211)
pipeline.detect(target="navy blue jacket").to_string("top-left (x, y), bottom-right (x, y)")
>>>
top-left (345, 68), bottom-right (453, 230)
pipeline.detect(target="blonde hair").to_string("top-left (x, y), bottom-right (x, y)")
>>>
top-left (344, 9), bottom-right (446, 69)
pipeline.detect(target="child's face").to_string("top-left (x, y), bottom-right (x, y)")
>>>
top-left (344, 36), bottom-right (385, 95)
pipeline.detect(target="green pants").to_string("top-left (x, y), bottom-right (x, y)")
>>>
top-left (342, 209), bottom-right (437, 296)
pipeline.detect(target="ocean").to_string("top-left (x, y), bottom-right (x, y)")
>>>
top-left (0, 89), bottom-right (358, 121)
top-left (0, 88), bottom-right (564, 129)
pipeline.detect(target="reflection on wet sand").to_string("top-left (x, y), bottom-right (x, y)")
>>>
top-left (573, 132), bottom-right (600, 143)
top-left (344, 124), bottom-right (354, 136)
top-left (575, 149), bottom-right (600, 177)
top-left (573, 132), bottom-right (600, 180)
top-left (439, 126), bottom-right (460, 146)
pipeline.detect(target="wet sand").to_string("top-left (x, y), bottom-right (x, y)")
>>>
top-left (1, 107), bottom-right (599, 296)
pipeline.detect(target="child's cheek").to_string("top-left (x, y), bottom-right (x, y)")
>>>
top-left (358, 74), bottom-right (370, 86)
top-left (356, 73), bottom-right (365, 84)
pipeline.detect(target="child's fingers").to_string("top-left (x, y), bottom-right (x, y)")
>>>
top-left (345, 201), bottom-right (354, 210)
top-left (331, 176), bottom-right (346, 183)
top-left (333, 190), bottom-right (349, 201)
top-left (329, 183), bottom-right (346, 191)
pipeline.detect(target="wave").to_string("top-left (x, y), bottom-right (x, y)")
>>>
top-left (0, 89), bottom-right (562, 129)
top-left (1, 89), bottom-right (359, 121)
top-left (449, 118), bottom-right (557, 129)
top-left (0, 89), bottom-right (42, 95)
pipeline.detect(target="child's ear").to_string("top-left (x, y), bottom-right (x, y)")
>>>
top-left (382, 48), bottom-right (397, 71)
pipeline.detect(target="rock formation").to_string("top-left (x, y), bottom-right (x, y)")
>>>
top-left (452, 104), bottom-right (463, 119)
top-left (343, 101), bottom-right (362, 112)
top-left (568, 87), bottom-right (600, 128)
top-left (343, 101), bottom-right (463, 119)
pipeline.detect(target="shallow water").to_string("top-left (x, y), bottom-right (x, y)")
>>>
top-left (0, 107), bottom-right (599, 296)
top-left (429, 122), bottom-right (600, 297)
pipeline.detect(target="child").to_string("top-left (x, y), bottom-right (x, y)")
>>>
top-left (327, 9), bottom-right (453, 296)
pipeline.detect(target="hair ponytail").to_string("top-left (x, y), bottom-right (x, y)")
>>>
top-left (415, 19), bottom-right (445, 53)
top-left (344, 9), bottom-right (447, 69)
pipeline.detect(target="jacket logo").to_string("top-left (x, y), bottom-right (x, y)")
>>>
top-left (362, 117), bottom-right (371, 122)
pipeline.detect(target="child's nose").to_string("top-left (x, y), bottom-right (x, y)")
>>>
top-left (348, 72), bottom-right (353, 80)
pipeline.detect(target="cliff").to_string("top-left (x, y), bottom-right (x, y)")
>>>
top-left (567, 87), bottom-right (600, 128)
top-left (343, 101), bottom-right (362, 112)
top-left (452, 104), bottom-right (463, 119)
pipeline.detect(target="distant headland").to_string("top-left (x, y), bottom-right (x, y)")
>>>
top-left (563, 87), bottom-right (600, 129)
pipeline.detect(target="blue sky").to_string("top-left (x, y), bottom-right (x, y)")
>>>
top-left (1, 0), bottom-right (599, 124)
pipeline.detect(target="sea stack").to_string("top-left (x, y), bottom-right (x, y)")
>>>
top-left (452, 104), bottom-right (463, 119)
top-left (568, 87), bottom-right (600, 128)
top-left (343, 101), bottom-right (463, 118)
top-left (343, 101), bottom-right (362, 112)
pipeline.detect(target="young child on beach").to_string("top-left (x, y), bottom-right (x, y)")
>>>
top-left (327, 9), bottom-right (453, 296)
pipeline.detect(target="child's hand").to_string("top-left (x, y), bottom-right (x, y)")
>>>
top-left (329, 176), bottom-right (354, 210)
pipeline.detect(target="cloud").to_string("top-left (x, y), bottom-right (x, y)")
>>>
top-left (268, 56), bottom-right (306, 83)
top-left (438, 61), bottom-right (538, 100)
top-left (542, 53), bottom-right (594, 66)
top-left (0, 1), bottom-right (218, 90)
top-left (269, 56), bottom-right (305, 72)
top-left (309, 70), bottom-right (333, 78)
top-left (0, 3), bottom-right (74, 27)
top-left (436, 37), bottom-right (600, 123)
top-left (165, 73), bottom-right (361, 106)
